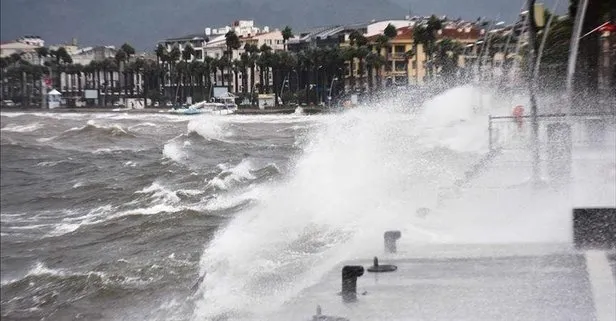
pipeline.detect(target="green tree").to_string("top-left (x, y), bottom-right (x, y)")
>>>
top-left (281, 26), bottom-right (294, 51)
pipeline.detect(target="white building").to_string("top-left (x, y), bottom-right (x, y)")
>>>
top-left (366, 20), bottom-right (414, 37)
top-left (70, 45), bottom-right (117, 66)
top-left (160, 20), bottom-right (274, 63)
top-left (0, 36), bottom-right (45, 64)
top-left (241, 30), bottom-right (284, 51)
top-left (16, 36), bottom-right (45, 47)
top-left (158, 20), bottom-right (276, 94)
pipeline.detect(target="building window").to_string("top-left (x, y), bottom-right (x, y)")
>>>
top-left (395, 45), bottom-right (405, 53)
top-left (195, 50), bottom-right (203, 60)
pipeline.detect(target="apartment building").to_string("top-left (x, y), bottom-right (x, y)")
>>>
top-left (0, 35), bottom-right (45, 64)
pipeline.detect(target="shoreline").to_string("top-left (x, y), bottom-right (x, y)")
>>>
top-left (0, 106), bottom-right (332, 115)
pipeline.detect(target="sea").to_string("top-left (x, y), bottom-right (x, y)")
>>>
top-left (1, 85), bottom-right (614, 321)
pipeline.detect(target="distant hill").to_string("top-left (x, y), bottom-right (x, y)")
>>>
top-left (1, 0), bottom-right (523, 51)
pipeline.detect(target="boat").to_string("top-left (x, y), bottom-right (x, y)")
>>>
top-left (168, 107), bottom-right (203, 115)
top-left (168, 96), bottom-right (238, 116)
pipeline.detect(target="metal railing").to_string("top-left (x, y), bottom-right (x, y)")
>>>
top-left (488, 112), bottom-right (616, 151)
top-left (387, 53), bottom-right (407, 60)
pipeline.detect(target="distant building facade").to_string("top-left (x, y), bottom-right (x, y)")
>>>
top-left (0, 36), bottom-right (45, 64)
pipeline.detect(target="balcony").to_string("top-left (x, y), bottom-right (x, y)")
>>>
top-left (387, 52), bottom-right (407, 60)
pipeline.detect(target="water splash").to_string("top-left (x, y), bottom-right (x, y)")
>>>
top-left (190, 85), bottom-right (504, 319)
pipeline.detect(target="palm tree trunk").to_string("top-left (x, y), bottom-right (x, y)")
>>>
top-left (234, 69), bottom-right (239, 94)
top-left (259, 66), bottom-right (264, 94)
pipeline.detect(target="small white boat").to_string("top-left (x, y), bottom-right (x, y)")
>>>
top-left (168, 107), bottom-right (203, 115)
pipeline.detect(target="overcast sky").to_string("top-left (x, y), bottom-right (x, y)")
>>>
top-left (1, 0), bottom-right (556, 51)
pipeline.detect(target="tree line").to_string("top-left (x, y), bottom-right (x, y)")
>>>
top-left (3, 1), bottom-right (613, 108)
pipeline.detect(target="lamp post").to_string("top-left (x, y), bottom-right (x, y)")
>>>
top-left (328, 77), bottom-right (338, 109)
top-left (279, 74), bottom-right (289, 104)
top-left (528, 0), bottom-right (540, 186)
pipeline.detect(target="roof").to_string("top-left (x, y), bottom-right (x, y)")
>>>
top-left (294, 25), bottom-right (342, 41)
top-left (439, 26), bottom-right (482, 40)
top-left (163, 33), bottom-right (207, 42)
top-left (241, 30), bottom-right (282, 41)
top-left (0, 42), bottom-right (39, 50)
top-left (73, 46), bottom-right (116, 55)
top-left (203, 34), bottom-right (226, 47)
top-left (340, 22), bottom-right (369, 31)
top-left (367, 24), bottom-right (482, 43)
top-left (367, 26), bottom-right (413, 42)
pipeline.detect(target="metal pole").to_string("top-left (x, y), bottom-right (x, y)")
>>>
top-left (488, 115), bottom-right (493, 151)
top-left (566, 0), bottom-right (590, 111)
top-left (528, 0), bottom-right (540, 185)
top-left (328, 77), bottom-right (337, 108)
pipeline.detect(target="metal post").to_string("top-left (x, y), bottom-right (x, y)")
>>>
top-left (528, 0), bottom-right (540, 186)
top-left (488, 115), bottom-right (493, 151)
top-left (328, 77), bottom-right (337, 109)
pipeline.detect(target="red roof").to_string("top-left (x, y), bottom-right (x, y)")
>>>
top-left (439, 26), bottom-right (482, 40)
top-left (368, 25), bottom-right (481, 42)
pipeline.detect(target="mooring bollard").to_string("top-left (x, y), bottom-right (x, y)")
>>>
top-left (312, 304), bottom-right (350, 321)
top-left (384, 230), bottom-right (401, 253)
top-left (367, 256), bottom-right (398, 273)
top-left (341, 265), bottom-right (364, 302)
top-left (573, 208), bottom-right (616, 249)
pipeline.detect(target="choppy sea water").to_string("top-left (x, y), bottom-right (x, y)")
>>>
top-left (0, 110), bottom-right (318, 320)
top-left (3, 86), bottom-right (613, 321)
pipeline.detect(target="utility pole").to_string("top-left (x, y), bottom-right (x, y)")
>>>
top-left (528, 0), bottom-right (540, 186)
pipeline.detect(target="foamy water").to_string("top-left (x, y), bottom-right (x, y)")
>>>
top-left (189, 85), bottom-right (615, 319)
top-left (2, 85), bottom-right (612, 321)
top-left (189, 85), bottom-right (515, 319)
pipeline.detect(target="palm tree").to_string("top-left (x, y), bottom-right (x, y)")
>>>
top-left (244, 43), bottom-right (260, 102)
top-left (341, 46), bottom-right (356, 91)
top-left (413, 25), bottom-right (430, 84)
top-left (225, 30), bottom-right (241, 92)
top-left (177, 44), bottom-right (195, 102)
top-left (374, 34), bottom-right (390, 89)
top-left (433, 39), bottom-right (463, 83)
top-left (167, 46), bottom-right (181, 103)
top-left (350, 30), bottom-right (369, 91)
top-left (217, 55), bottom-right (230, 89)
top-left (239, 52), bottom-right (250, 95)
top-left (203, 56), bottom-right (214, 99)
top-left (232, 59), bottom-right (241, 94)
top-left (259, 44), bottom-right (273, 94)
top-left (276, 50), bottom-right (297, 104)
top-left (281, 26), bottom-right (294, 51)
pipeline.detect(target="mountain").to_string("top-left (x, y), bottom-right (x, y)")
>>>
top-left (1, 0), bottom-right (523, 51)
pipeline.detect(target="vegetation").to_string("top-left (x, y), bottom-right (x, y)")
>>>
top-left (2, 0), bottom-right (613, 108)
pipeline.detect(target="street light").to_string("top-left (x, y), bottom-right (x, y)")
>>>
top-left (328, 77), bottom-right (338, 109)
